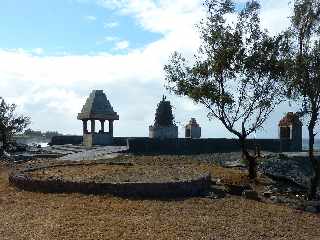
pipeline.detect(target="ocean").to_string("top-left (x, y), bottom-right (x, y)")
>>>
top-left (303, 139), bottom-right (320, 151)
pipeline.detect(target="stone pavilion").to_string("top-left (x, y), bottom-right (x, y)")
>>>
top-left (77, 90), bottom-right (119, 147)
top-left (279, 112), bottom-right (302, 151)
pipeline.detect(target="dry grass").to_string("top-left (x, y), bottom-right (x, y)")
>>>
top-left (1, 156), bottom-right (320, 240)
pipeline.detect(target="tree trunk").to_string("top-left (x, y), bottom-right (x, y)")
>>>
top-left (0, 132), bottom-right (5, 156)
top-left (2, 133), bottom-right (8, 152)
top-left (308, 113), bottom-right (320, 200)
top-left (239, 137), bottom-right (257, 179)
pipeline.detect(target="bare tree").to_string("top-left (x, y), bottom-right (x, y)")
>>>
top-left (164, 0), bottom-right (287, 179)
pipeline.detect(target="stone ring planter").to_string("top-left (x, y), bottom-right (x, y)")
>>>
top-left (9, 163), bottom-right (211, 199)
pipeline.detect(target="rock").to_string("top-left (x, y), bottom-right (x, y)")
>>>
top-left (269, 195), bottom-right (297, 205)
top-left (223, 160), bottom-right (246, 168)
top-left (305, 206), bottom-right (318, 213)
top-left (242, 190), bottom-right (260, 201)
top-left (13, 154), bottom-right (33, 163)
top-left (205, 192), bottom-right (224, 200)
top-left (3, 151), bottom-right (11, 158)
top-left (15, 143), bottom-right (27, 152)
top-left (225, 184), bottom-right (252, 196)
top-left (210, 185), bottom-right (227, 198)
top-left (263, 191), bottom-right (272, 198)
top-left (258, 155), bottom-right (319, 189)
top-left (211, 178), bottom-right (222, 185)
top-left (270, 196), bottom-right (279, 203)
top-left (306, 200), bottom-right (320, 207)
top-left (300, 201), bottom-right (320, 213)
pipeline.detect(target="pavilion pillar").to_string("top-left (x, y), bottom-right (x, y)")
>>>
top-left (82, 120), bottom-right (88, 134)
top-left (109, 120), bottom-right (114, 136)
top-left (91, 119), bottom-right (95, 133)
top-left (100, 120), bottom-right (105, 133)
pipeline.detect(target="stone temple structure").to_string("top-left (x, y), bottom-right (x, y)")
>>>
top-left (185, 118), bottom-right (201, 138)
top-left (149, 96), bottom-right (178, 139)
top-left (77, 90), bottom-right (119, 147)
top-left (279, 112), bottom-right (302, 151)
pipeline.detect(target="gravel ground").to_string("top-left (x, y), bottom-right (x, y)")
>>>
top-left (27, 164), bottom-right (209, 183)
top-left (1, 155), bottom-right (320, 240)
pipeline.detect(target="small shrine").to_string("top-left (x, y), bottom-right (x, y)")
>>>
top-left (185, 118), bottom-right (201, 138)
top-left (149, 96), bottom-right (178, 139)
top-left (279, 112), bottom-right (302, 151)
top-left (77, 90), bottom-right (119, 147)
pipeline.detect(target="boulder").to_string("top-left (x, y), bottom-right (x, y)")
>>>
top-left (225, 184), bottom-right (252, 196)
top-left (258, 155), bottom-right (318, 189)
top-left (305, 206), bottom-right (318, 213)
top-left (262, 191), bottom-right (272, 198)
top-left (270, 196), bottom-right (279, 203)
top-left (242, 190), bottom-right (260, 201)
top-left (209, 185), bottom-right (227, 198)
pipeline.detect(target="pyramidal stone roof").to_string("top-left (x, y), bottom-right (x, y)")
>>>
top-left (77, 90), bottom-right (119, 120)
top-left (278, 112), bottom-right (302, 127)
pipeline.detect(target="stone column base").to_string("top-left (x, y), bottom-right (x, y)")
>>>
top-left (83, 133), bottom-right (113, 147)
top-left (149, 125), bottom-right (178, 139)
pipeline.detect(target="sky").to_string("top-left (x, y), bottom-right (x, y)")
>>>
top-left (0, 0), bottom-right (315, 138)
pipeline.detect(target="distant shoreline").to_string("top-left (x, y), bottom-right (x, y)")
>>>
top-left (302, 139), bottom-right (320, 151)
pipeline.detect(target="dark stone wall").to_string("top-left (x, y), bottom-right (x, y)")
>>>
top-left (112, 137), bottom-right (131, 146)
top-left (127, 138), bottom-right (297, 155)
top-left (49, 136), bottom-right (83, 146)
top-left (49, 136), bottom-right (132, 146)
top-left (49, 135), bottom-right (299, 154)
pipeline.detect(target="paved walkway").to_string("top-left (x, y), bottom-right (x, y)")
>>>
top-left (43, 145), bottom-right (128, 161)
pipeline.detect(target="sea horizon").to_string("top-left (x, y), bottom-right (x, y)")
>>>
top-left (303, 139), bottom-right (320, 151)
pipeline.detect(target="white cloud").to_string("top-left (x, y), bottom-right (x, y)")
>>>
top-left (32, 48), bottom-right (44, 55)
top-left (104, 36), bottom-right (118, 41)
top-left (84, 15), bottom-right (97, 21)
top-left (96, 36), bottom-right (119, 45)
top-left (0, 23), bottom-right (201, 135)
top-left (1, 0), bottom-right (309, 137)
top-left (259, 0), bottom-right (292, 34)
top-left (104, 21), bottom-right (119, 28)
top-left (114, 40), bottom-right (130, 50)
top-left (98, 0), bottom-right (205, 34)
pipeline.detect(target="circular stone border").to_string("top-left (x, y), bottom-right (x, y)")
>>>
top-left (9, 163), bottom-right (211, 198)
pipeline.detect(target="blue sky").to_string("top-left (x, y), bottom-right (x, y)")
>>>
top-left (0, 0), bottom-right (161, 55)
top-left (0, 0), bottom-right (314, 138)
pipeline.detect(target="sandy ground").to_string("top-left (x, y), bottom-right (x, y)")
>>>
top-left (1, 156), bottom-right (320, 240)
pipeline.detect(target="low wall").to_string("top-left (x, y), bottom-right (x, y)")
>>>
top-left (49, 135), bottom-right (300, 154)
top-left (127, 138), bottom-right (297, 155)
top-left (112, 137), bottom-right (132, 146)
top-left (49, 136), bottom-right (130, 146)
top-left (9, 164), bottom-right (211, 198)
top-left (49, 136), bottom-right (83, 146)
